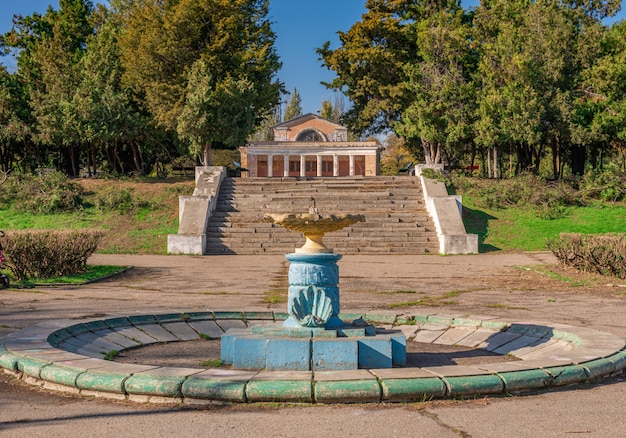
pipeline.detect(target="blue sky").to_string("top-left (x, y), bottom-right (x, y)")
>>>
top-left (1, 0), bottom-right (624, 115)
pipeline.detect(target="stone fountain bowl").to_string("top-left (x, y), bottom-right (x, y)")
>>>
top-left (264, 212), bottom-right (365, 253)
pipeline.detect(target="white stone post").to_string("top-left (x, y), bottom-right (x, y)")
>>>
top-left (267, 154), bottom-right (273, 178)
top-left (300, 155), bottom-right (306, 177)
top-left (333, 154), bottom-right (339, 177)
top-left (349, 155), bottom-right (355, 176)
top-left (284, 154), bottom-right (289, 177)
top-left (317, 155), bottom-right (323, 177)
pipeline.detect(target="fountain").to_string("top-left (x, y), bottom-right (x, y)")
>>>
top-left (219, 211), bottom-right (407, 371)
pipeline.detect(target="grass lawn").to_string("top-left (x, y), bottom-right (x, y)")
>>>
top-left (462, 199), bottom-right (626, 252)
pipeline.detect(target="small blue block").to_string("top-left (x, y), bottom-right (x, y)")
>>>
top-left (231, 336), bottom-right (267, 370)
top-left (266, 338), bottom-right (311, 370)
top-left (391, 333), bottom-right (407, 366)
top-left (220, 329), bottom-right (248, 365)
top-left (358, 338), bottom-right (392, 369)
top-left (312, 338), bottom-right (358, 371)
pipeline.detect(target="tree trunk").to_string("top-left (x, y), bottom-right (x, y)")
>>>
top-left (487, 148), bottom-right (492, 178)
top-left (203, 142), bottom-right (212, 166)
top-left (420, 138), bottom-right (441, 165)
top-left (113, 141), bottom-right (125, 174)
top-left (131, 141), bottom-right (143, 175)
top-left (493, 148), bottom-right (499, 179)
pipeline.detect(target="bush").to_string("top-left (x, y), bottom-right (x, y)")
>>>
top-left (1, 229), bottom-right (104, 280)
top-left (0, 171), bottom-right (84, 214)
top-left (579, 168), bottom-right (626, 203)
top-left (547, 233), bottom-right (626, 279)
top-left (93, 186), bottom-right (152, 214)
top-left (465, 173), bottom-right (582, 219)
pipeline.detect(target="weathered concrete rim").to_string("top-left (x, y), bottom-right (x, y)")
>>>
top-left (1, 311), bottom-right (624, 404)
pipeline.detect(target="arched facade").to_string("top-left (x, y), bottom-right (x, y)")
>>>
top-left (241, 114), bottom-right (381, 178)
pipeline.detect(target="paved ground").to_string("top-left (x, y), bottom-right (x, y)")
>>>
top-left (1, 252), bottom-right (625, 437)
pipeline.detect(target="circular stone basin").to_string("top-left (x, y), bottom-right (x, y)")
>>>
top-left (116, 338), bottom-right (512, 369)
top-left (1, 311), bottom-right (624, 404)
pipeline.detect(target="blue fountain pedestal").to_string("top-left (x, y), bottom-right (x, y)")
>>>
top-left (284, 252), bottom-right (343, 328)
top-left (220, 252), bottom-right (407, 371)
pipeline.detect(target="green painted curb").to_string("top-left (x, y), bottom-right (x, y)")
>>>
top-left (452, 318), bottom-right (481, 327)
top-left (0, 351), bottom-right (19, 372)
top-left (314, 379), bottom-right (381, 403)
top-left (124, 374), bottom-right (185, 397)
top-left (444, 374), bottom-right (504, 396)
top-left (65, 324), bottom-right (89, 336)
top-left (380, 377), bottom-right (446, 401)
top-left (427, 315), bottom-right (454, 326)
top-left (498, 369), bottom-right (552, 392)
top-left (128, 315), bottom-right (156, 324)
top-left (481, 320), bottom-right (508, 330)
top-left (246, 380), bottom-right (313, 402)
top-left (40, 364), bottom-right (84, 387)
top-left (185, 312), bottom-right (215, 321)
top-left (213, 311), bottom-right (245, 320)
top-left (545, 365), bottom-right (589, 386)
top-left (84, 320), bottom-right (110, 332)
top-left (182, 377), bottom-right (247, 402)
top-left (243, 312), bottom-right (275, 321)
top-left (17, 356), bottom-right (50, 378)
top-left (155, 313), bottom-right (188, 323)
top-left (104, 317), bottom-right (132, 329)
top-left (609, 350), bottom-right (626, 370)
top-left (581, 358), bottom-right (616, 379)
top-left (2, 313), bottom-right (624, 405)
top-left (76, 371), bottom-right (128, 393)
top-left (47, 329), bottom-right (71, 346)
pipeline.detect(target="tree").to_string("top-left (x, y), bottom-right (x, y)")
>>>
top-left (395, 4), bottom-right (476, 164)
top-left (73, 8), bottom-right (151, 175)
top-left (472, 0), bottom-right (605, 177)
top-left (320, 92), bottom-right (346, 123)
top-left (0, 67), bottom-right (32, 171)
top-left (118, 0), bottom-right (282, 165)
top-left (27, 0), bottom-right (95, 176)
top-left (177, 59), bottom-right (257, 165)
top-left (574, 19), bottom-right (626, 173)
top-left (380, 133), bottom-right (416, 175)
top-left (317, 0), bottom-right (419, 137)
top-left (283, 87), bottom-right (302, 121)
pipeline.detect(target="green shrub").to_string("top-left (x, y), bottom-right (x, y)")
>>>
top-left (547, 233), bottom-right (626, 279)
top-left (1, 229), bottom-right (105, 280)
top-left (0, 171), bottom-right (84, 214)
top-left (93, 186), bottom-right (152, 214)
top-left (465, 173), bottom-right (581, 219)
top-left (579, 168), bottom-right (626, 203)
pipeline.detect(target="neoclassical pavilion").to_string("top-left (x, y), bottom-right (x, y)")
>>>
top-left (240, 114), bottom-right (381, 177)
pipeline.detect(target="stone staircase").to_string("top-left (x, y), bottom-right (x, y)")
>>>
top-left (204, 176), bottom-right (439, 255)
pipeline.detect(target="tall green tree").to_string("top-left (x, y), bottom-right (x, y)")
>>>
top-left (283, 87), bottom-right (303, 121)
top-left (395, 4), bottom-right (475, 164)
top-left (0, 67), bottom-right (32, 171)
top-left (177, 59), bottom-right (257, 165)
top-left (28, 0), bottom-right (95, 175)
top-left (317, 0), bottom-right (420, 137)
top-left (118, 0), bottom-right (282, 165)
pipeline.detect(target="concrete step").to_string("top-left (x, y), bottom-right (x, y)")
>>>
top-left (204, 176), bottom-right (439, 255)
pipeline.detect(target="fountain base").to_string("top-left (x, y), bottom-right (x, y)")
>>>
top-left (220, 321), bottom-right (406, 371)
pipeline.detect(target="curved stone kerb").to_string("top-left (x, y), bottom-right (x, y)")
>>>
top-left (0, 312), bottom-right (624, 404)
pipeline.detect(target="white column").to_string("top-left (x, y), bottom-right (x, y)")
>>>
top-left (267, 154), bottom-right (273, 178)
top-left (300, 155), bottom-right (306, 177)
top-left (316, 155), bottom-right (323, 177)
top-left (349, 155), bottom-right (355, 176)
top-left (283, 154), bottom-right (289, 177)
top-left (333, 154), bottom-right (339, 177)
